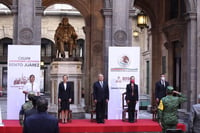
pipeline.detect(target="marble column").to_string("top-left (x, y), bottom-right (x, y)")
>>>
top-left (12, 0), bottom-right (42, 45)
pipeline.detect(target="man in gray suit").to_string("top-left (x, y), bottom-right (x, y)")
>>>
top-left (190, 94), bottom-right (200, 133)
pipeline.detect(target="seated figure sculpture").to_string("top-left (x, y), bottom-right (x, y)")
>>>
top-left (54, 17), bottom-right (78, 58)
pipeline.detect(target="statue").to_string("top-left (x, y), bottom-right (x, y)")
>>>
top-left (54, 17), bottom-right (78, 58)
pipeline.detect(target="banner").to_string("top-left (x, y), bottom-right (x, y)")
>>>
top-left (7, 45), bottom-right (40, 119)
top-left (108, 47), bottom-right (140, 119)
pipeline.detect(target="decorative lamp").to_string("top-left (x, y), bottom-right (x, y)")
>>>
top-left (133, 30), bottom-right (139, 37)
top-left (137, 10), bottom-right (148, 29)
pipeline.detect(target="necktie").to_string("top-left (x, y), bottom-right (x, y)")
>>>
top-left (162, 81), bottom-right (165, 87)
top-left (100, 81), bottom-right (103, 88)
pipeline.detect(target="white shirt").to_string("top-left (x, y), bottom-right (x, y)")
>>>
top-left (161, 80), bottom-right (165, 87)
top-left (64, 83), bottom-right (67, 90)
top-left (23, 82), bottom-right (40, 100)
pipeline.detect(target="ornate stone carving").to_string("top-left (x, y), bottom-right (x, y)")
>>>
top-left (19, 28), bottom-right (33, 44)
top-left (114, 30), bottom-right (127, 44)
top-left (92, 41), bottom-right (102, 55)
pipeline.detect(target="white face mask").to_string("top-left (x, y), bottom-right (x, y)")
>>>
top-left (161, 77), bottom-right (165, 81)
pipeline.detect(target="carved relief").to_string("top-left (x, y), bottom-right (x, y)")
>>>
top-left (114, 30), bottom-right (127, 44)
top-left (92, 41), bottom-right (102, 55)
top-left (19, 28), bottom-right (33, 44)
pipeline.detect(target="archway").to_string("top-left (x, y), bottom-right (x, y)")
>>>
top-left (42, 1), bottom-right (104, 112)
top-left (134, 0), bottom-right (188, 106)
top-left (42, 3), bottom-right (89, 116)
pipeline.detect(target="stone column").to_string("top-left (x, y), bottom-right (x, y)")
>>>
top-left (102, 0), bottom-right (112, 81)
top-left (112, 0), bottom-right (134, 46)
top-left (102, 0), bottom-right (135, 80)
top-left (185, 12), bottom-right (197, 111)
top-left (82, 26), bottom-right (91, 112)
top-left (150, 27), bottom-right (162, 104)
top-left (196, 0), bottom-right (200, 104)
top-left (12, 0), bottom-right (42, 45)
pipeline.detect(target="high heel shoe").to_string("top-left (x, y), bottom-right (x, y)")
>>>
top-left (64, 119), bottom-right (67, 123)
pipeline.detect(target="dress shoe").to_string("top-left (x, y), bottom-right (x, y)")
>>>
top-left (101, 120), bottom-right (105, 123)
top-left (129, 120), bottom-right (134, 123)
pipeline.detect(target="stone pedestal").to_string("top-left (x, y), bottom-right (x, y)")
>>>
top-left (49, 61), bottom-right (85, 119)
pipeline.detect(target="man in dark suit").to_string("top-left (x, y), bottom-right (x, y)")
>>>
top-left (125, 76), bottom-right (139, 123)
top-left (23, 97), bottom-right (59, 133)
top-left (58, 75), bottom-right (73, 123)
top-left (155, 73), bottom-right (169, 105)
top-left (93, 73), bottom-right (109, 123)
top-left (190, 94), bottom-right (200, 133)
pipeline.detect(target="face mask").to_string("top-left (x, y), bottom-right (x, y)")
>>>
top-left (131, 80), bottom-right (135, 83)
top-left (161, 77), bottom-right (165, 81)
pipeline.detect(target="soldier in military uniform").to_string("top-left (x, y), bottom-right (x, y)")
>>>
top-left (158, 86), bottom-right (186, 133)
top-left (19, 92), bottom-right (35, 126)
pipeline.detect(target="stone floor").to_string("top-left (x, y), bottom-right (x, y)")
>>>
top-left (0, 95), bottom-right (6, 120)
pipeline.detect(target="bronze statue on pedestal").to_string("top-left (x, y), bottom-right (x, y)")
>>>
top-left (54, 17), bottom-right (78, 58)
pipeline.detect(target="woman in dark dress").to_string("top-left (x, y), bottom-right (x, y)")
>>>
top-left (125, 76), bottom-right (139, 123)
top-left (58, 75), bottom-right (72, 123)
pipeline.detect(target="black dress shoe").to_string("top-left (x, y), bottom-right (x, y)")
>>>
top-left (129, 120), bottom-right (134, 123)
top-left (97, 121), bottom-right (101, 123)
top-left (101, 120), bottom-right (105, 123)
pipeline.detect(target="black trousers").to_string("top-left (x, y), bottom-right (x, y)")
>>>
top-left (96, 100), bottom-right (106, 122)
top-left (128, 100), bottom-right (136, 121)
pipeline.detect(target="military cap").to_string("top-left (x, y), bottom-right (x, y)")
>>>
top-left (166, 86), bottom-right (174, 94)
top-left (28, 91), bottom-right (35, 100)
top-left (167, 86), bottom-right (174, 91)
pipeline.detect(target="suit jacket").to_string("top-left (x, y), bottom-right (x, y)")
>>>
top-left (58, 81), bottom-right (72, 101)
top-left (24, 108), bottom-right (37, 121)
top-left (191, 104), bottom-right (200, 133)
top-left (125, 83), bottom-right (139, 101)
top-left (23, 112), bottom-right (59, 133)
top-left (93, 81), bottom-right (109, 102)
top-left (155, 80), bottom-right (169, 100)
